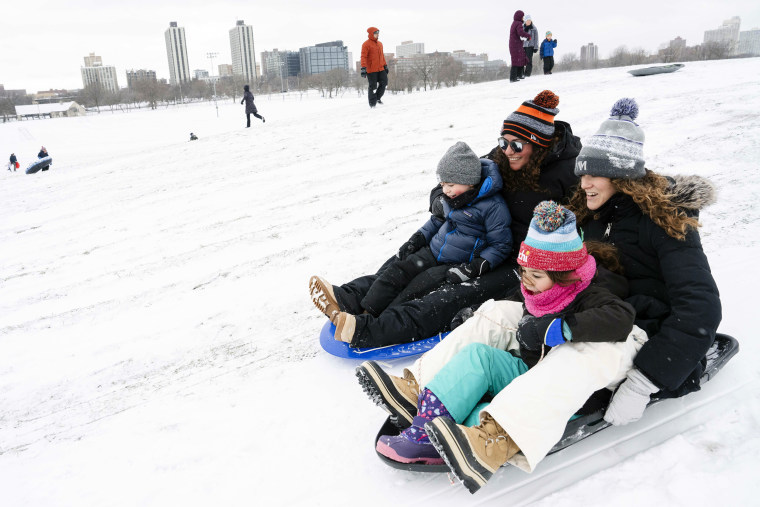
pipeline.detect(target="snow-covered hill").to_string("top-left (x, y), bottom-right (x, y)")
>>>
top-left (2, 58), bottom-right (759, 506)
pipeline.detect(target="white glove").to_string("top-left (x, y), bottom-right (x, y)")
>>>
top-left (603, 368), bottom-right (659, 426)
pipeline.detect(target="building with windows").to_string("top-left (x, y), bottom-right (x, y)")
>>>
top-left (580, 43), bottom-right (599, 65)
top-left (704, 16), bottom-right (741, 55)
top-left (126, 69), bottom-right (157, 90)
top-left (193, 69), bottom-right (210, 79)
top-left (396, 41), bottom-right (425, 58)
top-left (299, 41), bottom-right (349, 75)
top-left (218, 64), bottom-right (233, 77)
top-left (230, 20), bottom-right (257, 83)
top-left (165, 22), bottom-right (191, 86)
top-left (738, 28), bottom-right (760, 56)
top-left (262, 49), bottom-right (303, 78)
top-left (81, 53), bottom-right (119, 93)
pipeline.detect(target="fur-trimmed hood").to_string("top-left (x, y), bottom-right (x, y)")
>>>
top-left (667, 174), bottom-right (717, 211)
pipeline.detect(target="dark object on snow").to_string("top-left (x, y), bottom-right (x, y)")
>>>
top-left (190, 133), bottom-right (198, 141)
top-left (374, 333), bottom-right (738, 472)
top-left (26, 156), bottom-right (52, 174)
top-left (628, 64), bottom-right (684, 77)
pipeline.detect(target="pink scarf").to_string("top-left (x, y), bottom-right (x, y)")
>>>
top-left (522, 256), bottom-right (597, 317)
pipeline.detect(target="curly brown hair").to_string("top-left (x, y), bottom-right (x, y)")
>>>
top-left (492, 133), bottom-right (560, 192)
top-left (568, 169), bottom-right (700, 240)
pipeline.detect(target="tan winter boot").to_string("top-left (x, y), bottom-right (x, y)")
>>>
top-left (333, 312), bottom-right (356, 344)
top-left (356, 360), bottom-right (419, 428)
top-left (309, 276), bottom-right (341, 322)
top-left (425, 414), bottom-right (519, 494)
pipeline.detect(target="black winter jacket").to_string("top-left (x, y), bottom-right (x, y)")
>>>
top-left (581, 176), bottom-right (722, 397)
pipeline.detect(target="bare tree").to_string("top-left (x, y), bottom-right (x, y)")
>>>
top-left (438, 57), bottom-right (464, 87)
top-left (556, 53), bottom-right (581, 72)
top-left (80, 82), bottom-right (106, 112)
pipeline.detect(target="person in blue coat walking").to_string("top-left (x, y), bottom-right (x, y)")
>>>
top-left (539, 32), bottom-right (558, 74)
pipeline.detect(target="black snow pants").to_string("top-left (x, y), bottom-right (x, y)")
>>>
top-left (332, 257), bottom-right (521, 348)
top-left (367, 70), bottom-right (388, 107)
top-left (543, 56), bottom-right (555, 74)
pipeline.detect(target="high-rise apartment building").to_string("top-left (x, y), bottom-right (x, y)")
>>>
top-left (230, 20), bottom-right (257, 83)
top-left (396, 41), bottom-right (425, 58)
top-left (126, 69), bottom-right (157, 90)
top-left (738, 28), bottom-right (760, 55)
top-left (704, 16), bottom-right (741, 54)
top-left (218, 64), bottom-right (233, 77)
top-left (299, 41), bottom-right (349, 75)
top-left (580, 43), bottom-right (599, 65)
top-left (81, 53), bottom-right (120, 93)
top-left (165, 21), bottom-right (191, 86)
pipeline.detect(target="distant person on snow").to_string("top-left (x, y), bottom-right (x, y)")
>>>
top-left (540, 32), bottom-right (558, 75)
top-left (241, 85), bottom-right (265, 128)
top-left (190, 132), bottom-right (198, 141)
top-left (9, 153), bottom-right (17, 171)
top-left (37, 146), bottom-right (51, 171)
top-left (360, 26), bottom-right (388, 108)
top-left (522, 15), bottom-right (539, 77)
top-left (509, 10), bottom-right (532, 82)
top-left (310, 142), bottom-right (513, 344)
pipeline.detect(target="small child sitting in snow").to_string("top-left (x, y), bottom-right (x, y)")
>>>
top-left (314, 141), bottom-right (513, 345)
top-left (189, 133), bottom-right (198, 141)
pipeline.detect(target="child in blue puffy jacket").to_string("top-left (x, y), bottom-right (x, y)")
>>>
top-left (329, 141), bottom-right (512, 341)
top-left (540, 31), bottom-right (558, 75)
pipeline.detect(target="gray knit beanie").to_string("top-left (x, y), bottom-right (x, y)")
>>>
top-left (436, 141), bottom-right (482, 185)
top-left (574, 98), bottom-right (646, 180)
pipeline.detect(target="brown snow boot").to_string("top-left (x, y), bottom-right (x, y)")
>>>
top-left (426, 413), bottom-right (519, 494)
top-left (309, 275), bottom-right (341, 322)
top-left (356, 361), bottom-right (419, 428)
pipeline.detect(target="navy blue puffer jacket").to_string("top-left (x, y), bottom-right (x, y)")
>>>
top-left (418, 159), bottom-right (512, 268)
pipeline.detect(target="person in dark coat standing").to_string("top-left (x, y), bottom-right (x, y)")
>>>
top-left (360, 26), bottom-right (389, 108)
top-left (37, 146), bottom-right (51, 171)
top-left (241, 85), bottom-right (265, 127)
top-left (509, 10), bottom-right (532, 82)
top-left (309, 90), bottom-right (581, 348)
top-left (522, 15), bottom-right (539, 77)
top-left (9, 153), bottom-right (17, 171)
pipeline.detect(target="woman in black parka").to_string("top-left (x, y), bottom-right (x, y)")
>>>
top-left (570, 98), bottom-right (722, 424)
top-left (309, 91), bottom-right (581, 348)
top-left (241, 84), bottom-right (265, 127)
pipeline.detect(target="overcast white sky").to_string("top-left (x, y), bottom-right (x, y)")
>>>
top-left (2, 0), bottom-right (759, 93)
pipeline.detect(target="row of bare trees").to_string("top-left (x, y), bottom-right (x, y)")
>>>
top-left (554, 40), bottom-right (738, 73)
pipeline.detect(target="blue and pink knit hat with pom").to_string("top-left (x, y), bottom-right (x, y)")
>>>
top-left (517, 201), bottom-right (588, 271)
top-left (574, 97), bottom-right (646, 180)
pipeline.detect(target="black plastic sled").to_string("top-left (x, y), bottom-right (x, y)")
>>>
top-left (375, 333), bottom-right (739, 472)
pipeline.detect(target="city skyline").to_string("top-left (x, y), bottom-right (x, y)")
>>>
top-left (2, 0), bottom-right (759, 92)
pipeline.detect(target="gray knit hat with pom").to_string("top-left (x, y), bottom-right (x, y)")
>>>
top-left (574, 98), bottom-right (646, 180)
top-left (436, 141), bottom-right (482, 185)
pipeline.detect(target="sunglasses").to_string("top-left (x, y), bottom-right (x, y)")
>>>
top-left (498, 137), bottom-right (526, 153)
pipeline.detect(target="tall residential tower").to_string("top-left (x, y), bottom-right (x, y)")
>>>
top-left (230, 20), bottom-right (257, 84)
top-left (165, 21), bottom-right (191, 86)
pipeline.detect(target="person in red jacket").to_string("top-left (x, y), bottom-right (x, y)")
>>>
top-left (360, 27), bottom-right (388, 108)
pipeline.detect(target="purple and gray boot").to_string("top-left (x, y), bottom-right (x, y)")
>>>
top-left (376, 388), bottom-right (452, 465)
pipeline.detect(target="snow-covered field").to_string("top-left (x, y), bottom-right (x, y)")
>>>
top-left (2, 58), bottom-right (760, 506)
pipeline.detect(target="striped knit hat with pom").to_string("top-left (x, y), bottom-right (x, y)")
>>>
top-left (501, 90), bottom-right (560, 148)
top-left (574, 98), bottom-right (646, 179)
top-left (517, 201), bottom-right (588, 271)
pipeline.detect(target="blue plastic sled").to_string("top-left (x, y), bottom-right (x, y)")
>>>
top-left (319, 320), bottom-right (448, 360)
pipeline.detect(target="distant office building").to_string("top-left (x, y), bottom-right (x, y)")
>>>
top-left (126, 69), bottom-right (157, 90)
top-left (299, 41), bottom-right (349, 75)
top-left (704, 16), bottom-right (741, 55)
top-left (262, 49), bottom-right (302, 78)
top-left (658, 36), bottom-right (687, 59)
top-left (738, 28), bottom-right (760, 55)
top-left (165, 21), bottom-right (191, 86)
top-left (83, 53), bottom-right (102, 67)
top-left (230, 20), bottom-right (258, 83)
top-left (396, 41), bottom-right (425, 58)
top-left (218, 64), bottom-right (233, 77)
top-left (193, 69), bottom-right (209, 79)
top-left (81, 53), bottom-right (119, 93)
top-left (395, 51), bottom-right (450, 73)
top-left (580, 43), bottom-right (599, 65)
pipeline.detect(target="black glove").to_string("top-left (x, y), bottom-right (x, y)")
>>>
top-left (445, 258), bottom-right (490, 284)
top-left (361, 67), bottom-right (367, 78)
top-left (450, 306), bottom-right (476, 330)
top-left (397, 232), bottom-right (427, 260)
top-left (516, 314), bottom-right (567, 351)
top-left (384, 64), bottom-right (389, 74)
